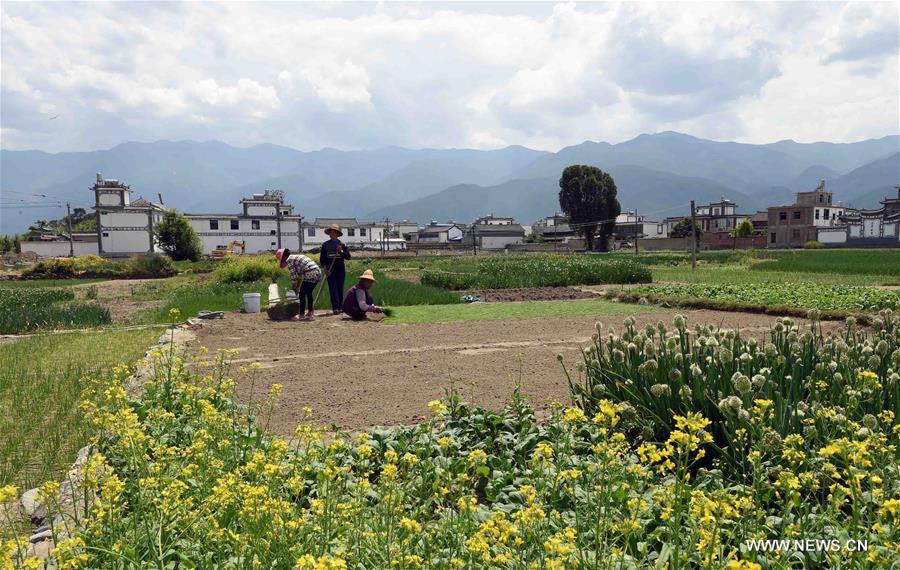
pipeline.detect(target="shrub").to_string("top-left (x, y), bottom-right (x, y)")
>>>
top-left (214, 255), bottom-right (285, 284)
top-left (803, 240), bottom-right (824, 249)
top-left (125, 253), bottom-right (176, 278)
top-left (154, 209), bottom-right (202, 261)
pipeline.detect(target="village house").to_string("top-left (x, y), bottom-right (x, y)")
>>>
top-left (406, 221), bottom-right (465, 244)
top-left (768, 181), bottom-right (846, 248)
top-left (391, 220), bottom-right (419, 240)
top-left (614, 211), bottom-right (668, 240)
top-left (91, 173), bottom-right (165, 257)
top-left (471, 223), bottom-right (526, 249)
top-left (818, 188), bottom-right (900, 247)
top-left (531, 213), bottom-right (576, 243)
top-left (185, 190), bottom-right (303, 255)
top-left (473, 213), bottom-right (515, 226)
top-left (302, 218), bottom-right (385, 250)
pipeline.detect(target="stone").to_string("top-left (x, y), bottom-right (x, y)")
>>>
top-left (29, 529), bottom-right (52, 543)
top-left (20, 488), bottom-right (48, 524)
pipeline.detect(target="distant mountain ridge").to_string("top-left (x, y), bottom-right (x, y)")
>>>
top-left (2, 133), bottom-right (897, 233)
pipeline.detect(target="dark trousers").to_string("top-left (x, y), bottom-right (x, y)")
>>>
top-left (326, 267), bottom-right (345, 312)
top-left (297, 281), bottom-right (316, 314)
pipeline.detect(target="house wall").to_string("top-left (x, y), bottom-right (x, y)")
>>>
top-left (21, 240), bottom-right (100, 257)
top-left (189, 217), bottom-right (304, 254)
top-left (480, 235), bottom-right (524, 249)
top-left (304, 225), bottom-right (385, 248)
top-left (244, 203), bottom-right (282, 216)
top-left (817, 228), bottom-right (847, 244)
top-left (447, 227), bottom-right (464, 241)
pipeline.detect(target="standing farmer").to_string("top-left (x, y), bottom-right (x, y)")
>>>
top-left (319, 224), bottom-right (351, 314)
top-left (342, 269), bottom-right (383, 321)
top-left (275, 248), bottom-right (321, 320)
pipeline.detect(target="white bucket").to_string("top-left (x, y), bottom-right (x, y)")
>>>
top-left (242, 292), bottom-right (261, 313)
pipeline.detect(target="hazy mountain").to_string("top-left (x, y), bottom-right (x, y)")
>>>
top-left (789, 164), bottom-right (838, 192)
top-left (827, 153), bottom-right (900, 208)
top-left (510, 132), bottom-right (898, 192)
top-left (364, 165), bottom-right (757, 224)
top-left (3, 133), bottom-right (898, 233)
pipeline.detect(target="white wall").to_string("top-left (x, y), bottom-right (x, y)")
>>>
top-left (817, 229), bottom-right (847, 244)
top-left (480, 235), bottom-right (524, 249)
top-left (245, 204), bottom-right (280, 216)
top-left (448, 226), bottom-right (464, 241)
top-left (100, 211), bottom-right (149, 227)
top-left (102, 230), bottom-right (152, 254)
top-left (21, 241), bottom-right (100, 257)
top-left (305, 226), bottom-right (385, 247)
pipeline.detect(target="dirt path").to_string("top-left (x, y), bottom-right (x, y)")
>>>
top-left (194, 308), bottom-right (820, 436)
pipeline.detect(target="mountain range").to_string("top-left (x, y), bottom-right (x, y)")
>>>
top-left (2, 132), bottom-right (897, 233)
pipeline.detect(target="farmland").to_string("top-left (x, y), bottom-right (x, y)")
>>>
top-left (0, 248), bottom-right (898, 568)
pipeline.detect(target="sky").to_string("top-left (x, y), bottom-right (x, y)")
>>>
top-left (1, 1), bottom-right (898, 153)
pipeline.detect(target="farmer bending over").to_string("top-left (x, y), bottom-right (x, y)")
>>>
top-left (275, 248), bottom-right (322, 321)
top-left (319, 224), bottom-right (351, 315)
top-left (342, 269), bottom-right (383, 321)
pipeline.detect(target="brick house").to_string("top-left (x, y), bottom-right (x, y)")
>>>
top-left (767, 181), bottom-right (845, 248)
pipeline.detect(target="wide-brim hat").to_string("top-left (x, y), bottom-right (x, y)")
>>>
top-left (359, 269), bottom-right (377, 283)
top-left (324, 223), bottom-right (343, 237)
top-left (275, 248), bottom-right (290, 268)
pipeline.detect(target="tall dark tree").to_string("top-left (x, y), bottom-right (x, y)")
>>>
top-left (670, 218), bottom-right (702, 243)
top-left (154, 209), bottom-right (202, 261)
top-left (558, 165), bottom-right (621, 251)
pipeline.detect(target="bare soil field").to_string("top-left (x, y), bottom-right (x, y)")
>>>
top-left (194, 308), bottom-right (825, 435)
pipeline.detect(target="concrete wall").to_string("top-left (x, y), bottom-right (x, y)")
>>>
top-left (101, 211), bottom-right (149, 226)
top-left (480, 235), bottom-right (524, 249)
top-left (817, 228), bottom-right (847, 244)
top-left (102, 230), bottom-right (153, 255)
top-left (21, 241), bottom-right (100, 257)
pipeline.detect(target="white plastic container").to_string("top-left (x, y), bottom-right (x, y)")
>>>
top-left (242, 292), bottom-right (261, 313)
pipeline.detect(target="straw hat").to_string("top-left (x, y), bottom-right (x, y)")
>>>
top-left (275, 248), bottom-right (290, 268)
top-left (324, 223), bottom-right (343, 237)
top-left (359, 269), bottom-right (377, 283)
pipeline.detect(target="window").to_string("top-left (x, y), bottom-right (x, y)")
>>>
top-left (779, 212), bottom-right (787, 221)
top-left (102, 232), bottom-right (109, 237)
top-left (360, 228), bottom-right (366, 237)
top-left (823, 208), bottom-right (829, 220)
top-left (770, 232), bottom-right (776, 243)
top-left (348, 228), bottom-right (356, 237)
top-left (792, 229), bottom-right (801, 239)
top-left (792, 211), bottom-right (801, 220)
top-left (230, 220), bottom-right (239, 230)
top-left (815, 209), bottom-right (820, 220)
top-left (819, 195), bottom-right (824, 203)
top-left (209, 220), bottom-right (219, 230)
top-left (270, 230), bottom-right (276, 235)
top-left (271, 242), bottom-right (276, 247)
top-left (714, 208), bottom-right (720, 215)
top-left (251, 220), bottom-right (260, 230)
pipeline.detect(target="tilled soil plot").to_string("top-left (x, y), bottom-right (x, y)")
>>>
top-left (194, 308), bottom-right (824, 436)
top-left (459, 287), bottom-right (599, 302)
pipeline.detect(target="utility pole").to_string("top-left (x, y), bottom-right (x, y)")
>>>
top-left (275, 203), bottom-right (282, 249)
top-left (690, 200), bottom-right (697, 270)
top-left (298, 216), bottom-right (304, 252)
top-left (472, 225), bottom-right (478, 256)
top-left (65, 202), bottom-right (74, 257)
top-left (634, 209), bottom-right (639, 255)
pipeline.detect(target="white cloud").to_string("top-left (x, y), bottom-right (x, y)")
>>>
top-left (0, 1), bottom-right (896, 152)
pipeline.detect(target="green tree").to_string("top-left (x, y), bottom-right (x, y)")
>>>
top-left (732, 219), bottom-right (754, 238)
top-left (670, 218), bottom-right (702, 242)
top-left (154, 210), bottom-right (202, 261)
top-left (558, 165), bottom-right (621, 251)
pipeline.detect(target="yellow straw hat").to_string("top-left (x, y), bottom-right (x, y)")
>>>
top-left (325, 223), bottom-right (343, 237)
top-left (359, 269), bottom-right (377, 283)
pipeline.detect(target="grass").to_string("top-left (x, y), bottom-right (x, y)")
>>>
top-left (154, 280), bottom-right (271, 322)
top-left (751, 248), bottom-right (900, 275)
top-left (0, 327), bottom-right (162, 489)
top-left (385, 297), bottom-right (665, 324)
top-left (0, 287), bottom-right (111, 334)
top-left (275, 270), bottom-right (461, 310)
top-left (0, 278), bottom-right (105, 288)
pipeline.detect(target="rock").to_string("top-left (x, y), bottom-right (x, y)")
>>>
top-left (20, 488), bottom-right (48, 524)
top-left (29, 529), bottom-right (52, 543)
